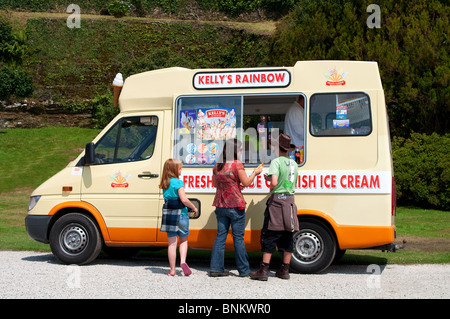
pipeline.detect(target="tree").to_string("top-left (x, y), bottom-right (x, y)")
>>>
top-left (270, 0), bottom-right (449, 136)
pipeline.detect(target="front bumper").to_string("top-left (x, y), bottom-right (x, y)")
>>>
top-left (25, 215), bottom-right (52, 244)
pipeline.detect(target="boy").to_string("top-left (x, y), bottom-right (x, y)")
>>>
top-left (249, 133), bottom-right (299, 281)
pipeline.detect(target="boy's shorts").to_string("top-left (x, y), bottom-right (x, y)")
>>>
top-left (167, 214), bottom-right (189, 238)
top-left (261, 229), bottom-right (294, 253)
top-left (260, 207), bottom-right (294, 253)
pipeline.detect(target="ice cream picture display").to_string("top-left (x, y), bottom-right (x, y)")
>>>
top-left (179, 110), bottom-right (196, 134)
top-left (196, 108), bottom-right (236, 140)
top-left (180, 107), bottom-right (236, 165)
top-left (185, 142), bottom-right (219, 165)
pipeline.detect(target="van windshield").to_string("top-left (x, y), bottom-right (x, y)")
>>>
top-left (174, 94), bottom-right (305, 167)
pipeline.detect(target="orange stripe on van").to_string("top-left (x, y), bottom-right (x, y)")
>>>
top-left (48, 201), bottom-right (111, 242)
top-left (103, 224), bottom-right (393, 251)
top-left (335, 225), bottom-right (395, 249)
top-left (298, 209), bottom-right (395, 249)
top-left (104, 228), bottom-right (262, 250)
top-left (108, 227), bottom-right (157, 243)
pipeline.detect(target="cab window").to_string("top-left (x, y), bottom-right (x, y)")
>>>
top-left (310, 93), bottom-right (371, 136)
top-left (93, 116), bottom-right (158, 164)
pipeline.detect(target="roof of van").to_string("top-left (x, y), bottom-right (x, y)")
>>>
top-left (118, 60), bottom-right (382, 112)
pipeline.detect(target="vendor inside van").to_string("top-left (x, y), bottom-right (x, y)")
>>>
top-left (284, 95), bottom-right (305, 150)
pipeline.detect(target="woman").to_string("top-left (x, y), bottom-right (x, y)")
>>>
top-left (209, 139), bottom-right (262, 277)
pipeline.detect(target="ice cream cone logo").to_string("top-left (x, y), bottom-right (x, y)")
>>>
top-left (113, 73), bottom-right (124, 108)
top-left (324, 67), bottom-right (348, 86)
top-left (111, 170), bottom-right (130, 188)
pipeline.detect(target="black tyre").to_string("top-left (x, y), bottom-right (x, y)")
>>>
top-left (333, 249), bottom-right (347, 263)
top-left (49, 213), bottom-right (102, 265)
top-left (290, 220), bottom-right (336, 274)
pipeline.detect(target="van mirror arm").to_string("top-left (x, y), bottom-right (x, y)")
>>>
top-left (84, 142), bottom-right (95, 166)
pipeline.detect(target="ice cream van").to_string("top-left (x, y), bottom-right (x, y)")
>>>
top-left (25, 60), bottom-right (399, 273)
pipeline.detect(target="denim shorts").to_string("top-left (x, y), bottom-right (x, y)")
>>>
top-left (167, 214), bottom-right (189, 238)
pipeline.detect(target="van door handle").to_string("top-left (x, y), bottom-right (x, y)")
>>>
top-left (138, 173), bottom-right (159, 178)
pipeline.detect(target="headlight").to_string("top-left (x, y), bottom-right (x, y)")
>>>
top-left (27, 196), bottom-right (41, 212)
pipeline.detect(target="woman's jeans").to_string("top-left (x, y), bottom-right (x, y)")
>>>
top-left (210, 208), bottom-right (250, 276)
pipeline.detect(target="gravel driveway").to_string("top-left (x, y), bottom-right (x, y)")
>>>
top-left (1, 251), bottom-right (448, 299)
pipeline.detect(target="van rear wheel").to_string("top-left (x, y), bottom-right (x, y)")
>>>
top-left (49, 213), bottom-right (102, 265)
top-left (290, 220), bottom-right (336, 274)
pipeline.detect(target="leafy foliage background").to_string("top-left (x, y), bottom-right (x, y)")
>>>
top-left (0, 0), bottom-right (448, 209)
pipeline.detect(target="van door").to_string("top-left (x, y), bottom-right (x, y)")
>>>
top-left (81, 113), bottom-right (163, 242)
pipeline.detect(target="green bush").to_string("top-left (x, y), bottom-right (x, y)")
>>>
top-left (0, 19), bottom-right (14, 44)
top-left (0, 0), bottom-right (106, 12)
top-left (1, 19), bottom-right (29, 65)
top-left (107, 1), bottom-right (134, 18)
top-left (0, 66), bottom-right (33, 99)
top-left (392, 133), bottom-right (450, 210)
top-left (91, 92), bottom-right (120, 129)
top-left (216, 0), bottom-right (295, 17)
top-left (217, 0), bottom-right (260, 17)
top-left (0, 0), bottom-right (297, 17)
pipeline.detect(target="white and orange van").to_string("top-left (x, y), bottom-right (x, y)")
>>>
top-left (25, 60), bottom-right (398, 273)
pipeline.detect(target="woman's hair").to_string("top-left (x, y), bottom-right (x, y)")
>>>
top-left (216, 138), bottom-right (242, 172)
top-left (159, 158), bottom-right (182, 189)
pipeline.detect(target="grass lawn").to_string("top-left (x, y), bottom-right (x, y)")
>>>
top-left (0, 127), bottom-right (100, 193)
top-left (0, 128), bottom-right (449, 265)
top-left (0, 127), bottom-right (100, 252)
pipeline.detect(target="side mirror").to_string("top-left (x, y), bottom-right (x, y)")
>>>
top-left (84, 142), bottom-right (95, 166)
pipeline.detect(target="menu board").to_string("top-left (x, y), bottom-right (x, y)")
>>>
top-left (179, 107), bottom-right (236, 165)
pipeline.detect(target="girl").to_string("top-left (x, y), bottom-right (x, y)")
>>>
top-left (159, 159), bottom-right (198, 276)
top-left (209, 139), bottom-right (262, 277)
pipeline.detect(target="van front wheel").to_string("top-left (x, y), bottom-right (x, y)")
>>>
top-left (49, 213), bottom-right (102, 265)
top-left (290, 220), bottom-right (336, 274)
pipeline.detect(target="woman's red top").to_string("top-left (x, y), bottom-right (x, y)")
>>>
top-left (212, 160), bottom-right (246, 209)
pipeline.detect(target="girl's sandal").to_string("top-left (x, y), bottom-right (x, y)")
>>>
top-left (180, 263), bottom-right (192, 276)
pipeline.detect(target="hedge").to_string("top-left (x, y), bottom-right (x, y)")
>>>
top-left (0, 0), bottom-right (296, 17)
top-left (392, 133), bottom-right (450, 210)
